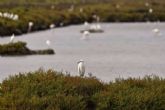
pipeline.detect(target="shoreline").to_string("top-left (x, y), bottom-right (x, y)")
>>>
top-left (0, 1), bottom-right (165, 37)
top-left (0, 21), bottom-right (164, 38)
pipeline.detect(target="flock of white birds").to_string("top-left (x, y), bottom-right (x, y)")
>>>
top-left (0, 12), bottom-right (19, 21)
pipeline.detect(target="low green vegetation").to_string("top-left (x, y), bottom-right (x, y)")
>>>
top-left (81, 29), bottom-right (104, 33)
top-left (0, 69), bottom-right (165, 110)
top-left (0, 0), bottom-right (165, 36)
top-left (0, 41), bottom-right (55, 56)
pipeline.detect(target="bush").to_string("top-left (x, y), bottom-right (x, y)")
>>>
top-left (93, 77), bottom-right (165, 110)
top-left (0, 41), bottom-right (55, 56)
top-left (0, 70), bottom-right (165, 110)
top-left (0, 69), bottom-right (103, 110)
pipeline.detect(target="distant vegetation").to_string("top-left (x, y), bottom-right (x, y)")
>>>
top-left (0, 69), bottom-right (165, 110)
top-left (0, 41), bottom-right (55, 56)
top-left (0, 0), bottom-right (165, 36)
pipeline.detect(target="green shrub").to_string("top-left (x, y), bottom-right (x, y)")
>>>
top-left (0, 41), bottom-right (55, 56)
top-left (0, 69), bottom-right (103, 110)
top-left (93, 77), bottom-right (165, 110)
top-left (0, 70), bottom-right (165, 110)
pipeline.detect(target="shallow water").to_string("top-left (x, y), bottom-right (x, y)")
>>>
top-left (0, 22), bottom-right (165, 82)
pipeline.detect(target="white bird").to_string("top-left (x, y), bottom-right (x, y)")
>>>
top-left (77, 60), bottom-right (85, 77)
top-left (3, 12), bottom-right (8, 18)
top-left (10, 34), bottom-right (15, 43)
top-left (28, 21), bottom-right (34, 32)
top-left (29, 21), bottom-right (33, 27)
top-left (13, 14), bottom-right (19, 21)
top-left (82, 31), bottom-right (90, 40)
top-left (152, 28), bottom-right (159, 33)
top-left (9, 13), bottom-right (14, 19)
top-left (152, 28), bottom-right (162, 36)
top-left (84, 21), bottom-right (89, 26)
top-left (149, 8), bottom-right (153, 13)
top-left (83, 30), bottom-right (90, 36)
top-left (50, 24), bottom-right (55, 29)
top-left (46, 40), bottom-right (51, 46)
top-left (84, 21), bottom-right (89, 30)
top-left (96, 24), bottom-right (101, 30)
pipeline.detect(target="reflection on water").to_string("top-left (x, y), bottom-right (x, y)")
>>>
top-left (0, 23), bottom-right (165, 82)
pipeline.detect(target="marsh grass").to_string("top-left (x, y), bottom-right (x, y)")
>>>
top-left (0, 41), bottom-right (55, 56)
top-left (0, 69), bottom-right (165, 110)
top-left (0, 0), bottom-right (165, 36)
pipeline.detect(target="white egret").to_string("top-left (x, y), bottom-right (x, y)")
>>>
top-left (149, 8), bottom-right (153, 14)
top-left (152, 28), bottom-right (162, 36)
top-left (96, 24), bottom-right (101, 30)
top-left (153, 28), bottom-right (159, 33)
top-left (84, 21), bottom-right (89, 26)
top-left (29, 21), bottom-right (33, 27)
top-left (50, 24), bottom-right (55, 29)
top-left (50, 24), bottom-right (55, 33)
top-left (83, 30), bottom-right (90, 36)
top-left (13, 14), bottom-right (19, 21)
top-left (28, 21), bottom-right (34, 32)
top-left (9, 13), bottom-right (14, 19)
top-left (77, 60), bottom-right (85, 77)
top-left (84, 21), bottom-right (89, 30)
top-left (3, 12), bottom-right (8, 18)
top-left (82, 30), bottom-right (90, 40)
top-left (10, 34), bottom-right (15, 43)
top-left (46, 40), bottom-right (51, 47)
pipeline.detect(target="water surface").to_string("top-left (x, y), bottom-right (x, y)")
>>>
top-left (0, 23), bottom-right (165, 82)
